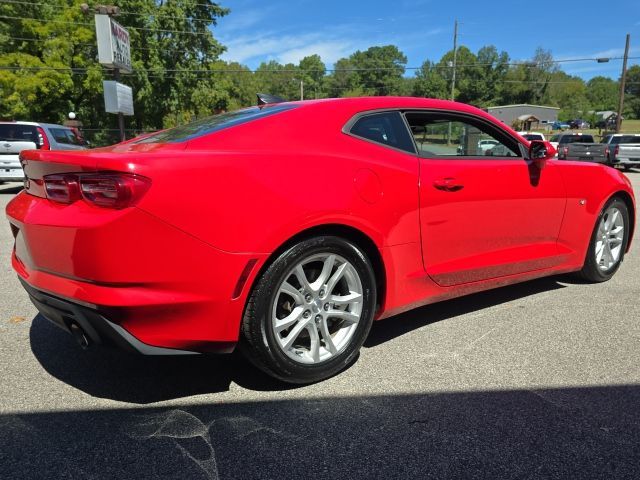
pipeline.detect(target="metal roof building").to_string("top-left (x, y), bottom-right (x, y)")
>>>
top-left (486, 104), bottom-right (560, 127)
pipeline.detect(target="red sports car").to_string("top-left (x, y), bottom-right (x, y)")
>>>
top-left (6, 97), bottom-right (635, 383)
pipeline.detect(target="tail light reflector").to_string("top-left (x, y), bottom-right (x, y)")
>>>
top-left (36, 127), bottom-right (50, 150)
top-left (43, 173), bottom-right (151, 209)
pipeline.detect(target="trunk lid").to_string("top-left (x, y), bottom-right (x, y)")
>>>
top-left (20, 140), bottom-right (187, 197)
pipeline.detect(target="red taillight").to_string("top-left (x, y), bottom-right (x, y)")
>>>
top-left (43, 173), bottom-right (151, 209)
top-left (36, 127), bottom-right (50, 150)
top-left (559, 146), bottom-right (569, 159)
top-left (80, 174), bottom-right (151, 209)
top-left (44, 174), bottom-right (81, 204)
top-left (614, 145), bottom-right (620, 156)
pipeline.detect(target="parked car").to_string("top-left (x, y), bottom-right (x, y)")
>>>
top-left (570, 119), bottom-right (590, 129)
top-left (551, 121), bottom-right (570, 130)
top-left (6, 97), bottom-right (635, 384)
top-left (517, 131), bottom-right (546, 142)
top-left (558, 133), bottom-right (640, 167)
top-left (550, 132), bottom-right (595, 155)
top-left (477, 139), bottom-right (499, 153)
top-left (0, 121), bottom-right (87, 182)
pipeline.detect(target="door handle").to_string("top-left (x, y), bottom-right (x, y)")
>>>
top-left (433, 178), bottom-right (464, 192)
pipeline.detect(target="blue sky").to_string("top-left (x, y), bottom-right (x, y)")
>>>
top-left (213, 0), bottom-right (639, 80)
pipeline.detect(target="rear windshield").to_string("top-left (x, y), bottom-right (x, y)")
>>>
top-left (559, 134), bottom-right (594, 144)
top-left (610, 135), bottom-right (640, 145)
top-left (136, 104), bottom-right (297, 143)
top-left (0, 124), bottom-right (38, 143)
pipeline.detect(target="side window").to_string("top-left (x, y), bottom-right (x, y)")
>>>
top-left (405, 112), bottom-right (521, 158)
top-left (349, 112), bottom-right (415, 153)
top-left (50, 128), bottom-right (79, 145)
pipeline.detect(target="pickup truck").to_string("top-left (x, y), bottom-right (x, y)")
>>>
top-left (610, 134), bottom-right (640, 170)
top-left (551, 133), bottom-right (595, 159)
top-left (558, 133), bottom-right (640, 168)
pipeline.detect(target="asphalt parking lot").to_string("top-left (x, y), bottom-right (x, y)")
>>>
top-left (1, 173), bottom-right (639, 480)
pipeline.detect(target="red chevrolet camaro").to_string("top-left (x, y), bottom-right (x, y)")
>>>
top-left (6, 97), bottom-right (635, 383)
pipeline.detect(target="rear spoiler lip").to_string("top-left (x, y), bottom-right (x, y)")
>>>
top-left (257, 93), bottom-right (286, 106)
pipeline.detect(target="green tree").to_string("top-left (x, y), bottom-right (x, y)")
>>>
top-left (586, 76), bottom-right (619, 111)
top-left (413, 60), bottom-right (448, 99)
top-left (254, 60), bottom-right (300, 100)
top-left (623, 65), bottom-right (640, 119)
top-left (474, 45), bottom-right (510, 106)
top-left (327, 45), bottom-right (407, 97)
top-left (299, 54), bottom-right (326, 99)
top-left (0, 0), bottom-right (230, 143)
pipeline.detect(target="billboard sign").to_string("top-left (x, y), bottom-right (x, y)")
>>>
top-left (103, 81), bottom-right (134, 116)
top-left (95, 14), bottom-right (132, 73)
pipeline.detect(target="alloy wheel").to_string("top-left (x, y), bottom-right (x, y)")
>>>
top-left (595, 206), bottom-right (625, 271)
top-left (271, 253), bottom-right (363, 365)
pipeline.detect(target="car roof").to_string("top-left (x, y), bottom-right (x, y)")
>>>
top-left (264, 96), bottom-right (516, 131)
top-left (0, 121), bottom-right (70, 129)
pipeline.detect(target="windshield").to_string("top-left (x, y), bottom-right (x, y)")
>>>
top-left (136, 104), bottom-right (297, 143)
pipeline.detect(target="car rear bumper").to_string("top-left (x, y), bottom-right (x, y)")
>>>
top-left (22, 279), bottom-right (209, 354)
top-left (616, 157), bottom-right (640, 165)
top-left (6, 191), bottom-right (266, 353)
top-left (0, 166), bottom-right (25, 182)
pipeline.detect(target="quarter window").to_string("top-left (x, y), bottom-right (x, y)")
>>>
top-left (405, 112), bottom-right (521, 158)
top-left (349, 112), bottom-right (415, 153)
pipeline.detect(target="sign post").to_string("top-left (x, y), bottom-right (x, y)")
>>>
top-left (94, 13), bottom-right (133, 142)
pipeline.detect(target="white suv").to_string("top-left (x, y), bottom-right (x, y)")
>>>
top-left (0, 121), bottom-right (87, 183)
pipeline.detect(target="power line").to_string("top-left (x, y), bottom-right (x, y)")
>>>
top-left (0, 35), bottom-right (195, 52)
top-left (1, 65), bottom-right (639, 88)
top-left (0, 0), bottom-right (224, 8)
top-left (0, 14), bottom-right (214, 36)
top-left (0, 61), bottom-right (638, 75)
top-left (0, 0), bottom-right (224, 24)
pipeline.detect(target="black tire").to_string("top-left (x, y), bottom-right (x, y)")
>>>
top-left (578, 197), bottom-right (630, 282)
top-left (623, 166), bottom-right (632, 172)
top-left (240, 236), bottom-right (377, 384)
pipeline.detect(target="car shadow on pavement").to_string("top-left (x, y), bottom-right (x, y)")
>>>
top-left (31, 276), bottom-right (570, 404)
top-left (0, 184), bottom-right (23, 195)
top-left (2, 385), bottom-right (639, 479)
top-left (29, 316), bottom-right (296, 403)
top-left (365, 276), bottom-right (567, 348)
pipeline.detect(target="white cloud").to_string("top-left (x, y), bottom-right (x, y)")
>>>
top-left (220, 24), bottom-right (446, 68)
top-left (277, 41), bottom-right (357, 65)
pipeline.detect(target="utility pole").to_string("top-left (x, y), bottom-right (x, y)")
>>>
top-left (447, 19), bottom-right (458, 145)
top-left (616, 34), bottom-right (631, 133)
top-left (300, 79), bottom-right (304, 101)
top-left (450, 19), bottom-right (458, 102)
top-left (113, 68), bottom-right (125, 142)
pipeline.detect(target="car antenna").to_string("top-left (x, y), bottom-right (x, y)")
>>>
top-left (257, 93), bottom-right (286, 107)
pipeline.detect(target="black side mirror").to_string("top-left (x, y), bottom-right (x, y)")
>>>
top-left (528, 140), bottom-right (556, 169)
